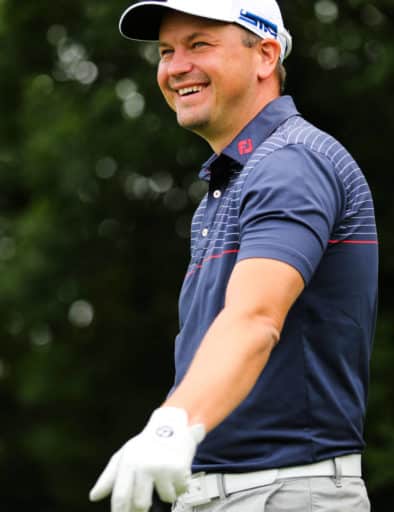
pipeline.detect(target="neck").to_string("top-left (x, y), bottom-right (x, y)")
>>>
top-left (199, 90), bottom-right (280, 154)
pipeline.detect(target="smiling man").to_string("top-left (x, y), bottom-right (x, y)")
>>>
top-left (157, 13), bottom-right (280, 149)
top-left (89, 1), bottom-right (378, 512)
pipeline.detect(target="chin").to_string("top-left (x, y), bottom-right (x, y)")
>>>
top-left (177, 114), bottom-right (210, 132)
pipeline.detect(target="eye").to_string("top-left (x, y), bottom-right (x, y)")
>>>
top-left (192, 41), bottom-right (209, 49)
top-left (159, 48), bottom-right (173, 59)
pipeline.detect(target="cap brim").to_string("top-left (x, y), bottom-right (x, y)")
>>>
top-left (119, 1), bottom-right (292, 60)
top-left (119, 3), bottom-right (172, 41)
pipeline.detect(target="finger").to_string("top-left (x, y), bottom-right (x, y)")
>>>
top-left (89, 452), bottom-right (120, 502)
top-left (131, 471), bottom-right (154, 512)
top-left (172, 469), bottom-right (190, 496)
top-left (155, 475), bottom-right (177, 504)
top-left (111, 463), bottom-right (135, 512)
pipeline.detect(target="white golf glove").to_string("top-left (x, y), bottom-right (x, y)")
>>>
top-left (89, 407), bottom-right (205, 512)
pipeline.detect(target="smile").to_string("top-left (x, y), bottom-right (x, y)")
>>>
top-left (177, 85), bottom-right (205, 97)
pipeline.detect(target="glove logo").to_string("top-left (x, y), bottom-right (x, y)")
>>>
top-left (156, 425), bottom-right (175, 438)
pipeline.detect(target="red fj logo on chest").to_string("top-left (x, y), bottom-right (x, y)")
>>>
top-left (238, 138), bottom-right (254, 155)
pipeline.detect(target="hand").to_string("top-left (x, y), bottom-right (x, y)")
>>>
top-left (89, 407), bottom-right (205, 512)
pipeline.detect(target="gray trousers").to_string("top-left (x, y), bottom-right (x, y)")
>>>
top-left (172, 477), bottom-right (370, 512)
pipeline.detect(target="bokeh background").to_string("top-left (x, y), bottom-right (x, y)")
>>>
top-left (0, 0), bottom-right (393, 510)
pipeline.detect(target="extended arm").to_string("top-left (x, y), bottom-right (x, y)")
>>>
top-left (164, 257), bottom-right (304, 431)
top-left (89, 257), bottom-right (304, 512)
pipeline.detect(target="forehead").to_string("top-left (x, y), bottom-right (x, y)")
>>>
top-left (159, 10), bottom-right (233, 41)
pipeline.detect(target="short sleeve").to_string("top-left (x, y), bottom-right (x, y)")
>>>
top-left (237, 145), bottom-right (345, 284)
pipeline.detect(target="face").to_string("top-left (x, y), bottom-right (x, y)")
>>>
top-left (157, 12), bottom-right (264, 147)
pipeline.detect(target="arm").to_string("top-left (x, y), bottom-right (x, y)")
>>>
top-left (89, 257), bottom-right (304, 512)
top-left (164, 257), bottom-right (304, 431)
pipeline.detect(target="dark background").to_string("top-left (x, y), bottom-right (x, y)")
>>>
top-left (0, 0), bottom-right (393, 510)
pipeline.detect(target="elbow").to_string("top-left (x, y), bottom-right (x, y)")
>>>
top-left (246, 312), bottom-right (281, 354)
top-left (259, 316), bottom-right (281, 349)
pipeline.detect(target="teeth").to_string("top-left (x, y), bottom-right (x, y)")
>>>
top-left (178, 86), bottom-right (204, 96)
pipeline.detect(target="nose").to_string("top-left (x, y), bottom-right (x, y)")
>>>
top-left (166, 49), bottom-right (193, 78)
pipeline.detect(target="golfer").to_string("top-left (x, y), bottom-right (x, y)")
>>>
top-left (90, 1), bottom-right (378, 511)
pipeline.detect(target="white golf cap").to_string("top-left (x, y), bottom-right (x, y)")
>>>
top-left (119, 0), bottom-right (292, 62)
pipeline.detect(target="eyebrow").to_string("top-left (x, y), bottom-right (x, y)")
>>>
top-left (159, 31), bottom-right (217, 47)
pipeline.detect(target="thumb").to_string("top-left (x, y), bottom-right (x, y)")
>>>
top-left (89, 451), bottom-right (120, 502)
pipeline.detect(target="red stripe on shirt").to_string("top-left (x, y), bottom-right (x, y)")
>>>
top-left (329, 240), bottom-right (378, 245)
top-left (186, 249), bottom-right (240, 278)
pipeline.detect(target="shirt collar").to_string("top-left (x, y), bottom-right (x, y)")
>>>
top-left (199, 95), bottom-right (300, 181)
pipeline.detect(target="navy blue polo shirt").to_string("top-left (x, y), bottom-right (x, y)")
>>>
top-left (172, 96), bottom-right (378, 472)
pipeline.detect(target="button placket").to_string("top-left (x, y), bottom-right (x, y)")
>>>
top-left (197, 199), bottom-right (221, 251)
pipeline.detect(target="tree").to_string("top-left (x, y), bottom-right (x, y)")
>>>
top-left (0, 1), bottom-right (392, 510)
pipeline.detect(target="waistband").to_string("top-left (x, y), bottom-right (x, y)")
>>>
top-left (179, 454), bottom-right (362, 507)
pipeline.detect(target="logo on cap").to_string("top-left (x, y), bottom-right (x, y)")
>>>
top-left (238, 139), bottom-right (254, 155)
top-left (239, 10), bottom-right (278, 38)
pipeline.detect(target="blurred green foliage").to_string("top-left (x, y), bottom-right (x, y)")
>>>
top-left (0, 0), bottom-right (393, 510)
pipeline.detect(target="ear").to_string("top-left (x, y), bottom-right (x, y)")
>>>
top-left (256, 39), bottom-right (281, 81)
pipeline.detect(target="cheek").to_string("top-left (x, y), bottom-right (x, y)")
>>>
top-left (157, 65), bottom-right (177, 110)
top-left (156, 64), bottom-right (166, 92)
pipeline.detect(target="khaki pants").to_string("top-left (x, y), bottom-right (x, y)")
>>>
top-left (172, 477), bottom-right (370, 512)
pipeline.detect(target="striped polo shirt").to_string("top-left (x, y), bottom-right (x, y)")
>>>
top-left (172, 96), bottom-right (378, 472)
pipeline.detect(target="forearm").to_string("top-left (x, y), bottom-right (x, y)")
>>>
top-left (163, 306), bottom-right (279, 432)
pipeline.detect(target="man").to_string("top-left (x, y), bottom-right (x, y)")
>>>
top-left (90, 1), bottom-right (378, 511)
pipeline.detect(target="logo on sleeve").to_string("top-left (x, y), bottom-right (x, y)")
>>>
top-left (238, 139), bottom-right (254, 155)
